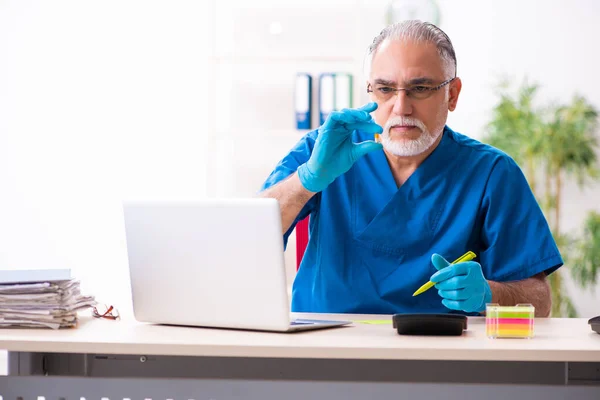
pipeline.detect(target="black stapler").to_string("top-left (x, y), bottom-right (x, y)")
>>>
top-left (589, 316), bottom-right (600, 334)
top-left (393, 313), bottom-right (467, 336)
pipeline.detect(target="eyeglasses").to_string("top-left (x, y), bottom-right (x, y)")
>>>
top-left (367, 77), bottom-right (456, 102)
top-left (92, 304), bottom-right (120, 320)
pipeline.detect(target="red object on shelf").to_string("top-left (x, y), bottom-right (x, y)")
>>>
top-left (295, 217), bottom-right (309, 271)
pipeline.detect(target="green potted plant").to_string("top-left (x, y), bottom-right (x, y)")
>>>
top-left (484, 80), bottom-right (600, 317)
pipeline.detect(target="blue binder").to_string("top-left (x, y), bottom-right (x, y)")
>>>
top-left (295, 73), bottom-right (312, 130)
top-left (319, 73), bottom-right (335, 125)
top-left (319, 73), bottom-right (353, 125)
top-left (334, 73), bottom-right (353, 110)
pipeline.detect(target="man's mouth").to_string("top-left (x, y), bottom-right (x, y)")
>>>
top-left (390, 125), bottom-right (418, 133)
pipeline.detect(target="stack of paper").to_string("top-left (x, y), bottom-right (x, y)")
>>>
top-left (0, 279), bottom-right (96, 329)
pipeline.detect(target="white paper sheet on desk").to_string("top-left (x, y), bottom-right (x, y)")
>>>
top-left (0, 308), bottom-right (88, 329)
top-left (0, 278), bottom-right (95, 329)
top-left (0, 312), bottom-right (76, 322)
top-left (0, 319), bottom-right (72, 329)
top-left (0, 279), bottom-right (77, 293)
top-left (0, 279), bottom-right (71, 288)
top-left (0, 301), bottom-right (95, 314)
top-left (0, 281), bottom-right (90, 302)
top-left (0, 282), bottom-right (51, 292)
top-left (0, 297), bottom-right (96, 310)
top-left (0, 293), bottom-right (61, 300)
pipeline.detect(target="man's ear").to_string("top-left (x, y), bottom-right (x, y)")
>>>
top-left (448, 77), bottom-right (462, 112)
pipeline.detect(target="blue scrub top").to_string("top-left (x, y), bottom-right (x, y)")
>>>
top-left (261, 126), bottom-right (563, 315)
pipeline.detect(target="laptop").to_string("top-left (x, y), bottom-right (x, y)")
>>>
top-left (122, 198), bottom-right (351, 332)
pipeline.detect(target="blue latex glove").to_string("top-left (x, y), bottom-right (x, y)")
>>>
top-left (430, 254), bottom-right (492, 313)
top-left (297, 103), bottom-right (383, 193)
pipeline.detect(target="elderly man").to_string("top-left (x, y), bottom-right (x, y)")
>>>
top-left (259, 20), bottom-right (561, 317)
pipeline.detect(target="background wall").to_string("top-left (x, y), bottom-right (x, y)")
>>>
top-left (0, 0), bottom-right (598, 358)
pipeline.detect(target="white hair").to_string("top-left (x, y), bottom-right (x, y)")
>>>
top-left (363, 20), bottom-right (457, 80)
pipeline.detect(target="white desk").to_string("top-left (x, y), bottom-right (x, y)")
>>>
top-left (1, 314), bottom-right (599, 399)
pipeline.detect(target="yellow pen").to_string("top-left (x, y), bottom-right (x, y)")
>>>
top-left (412, 251), bottom-right (477, 296)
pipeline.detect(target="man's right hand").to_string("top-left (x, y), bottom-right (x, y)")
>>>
top-left (297, 102), bottom-right (383, 193)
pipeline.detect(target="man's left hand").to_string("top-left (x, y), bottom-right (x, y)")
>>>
top-left (429, 254), bottom-right (492, 313)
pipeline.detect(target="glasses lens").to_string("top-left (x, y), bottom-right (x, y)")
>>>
top-left (94, 304), bottom-right (108, 316)
top-left (370, 86), bottom-right (433, 101)
top-left (371, 86), bottom-right (395, 102)
top-left (408, 88), bottom-right (434, 100)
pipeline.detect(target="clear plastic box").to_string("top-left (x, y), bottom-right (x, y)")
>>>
top-left (485, 303), bottom-right (535, 339)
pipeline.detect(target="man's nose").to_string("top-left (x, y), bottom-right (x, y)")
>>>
top-left (392, 90), bottom-right (412, 115)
